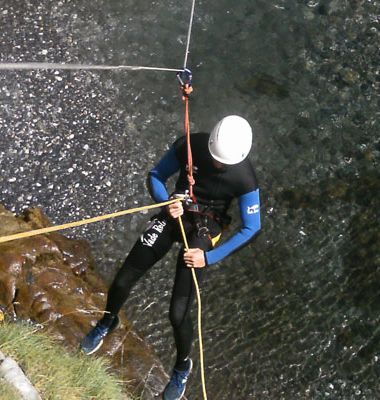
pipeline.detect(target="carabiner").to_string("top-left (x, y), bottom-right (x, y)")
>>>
top-left (177, 68), bottom-right (193, 98)
top-left (177, 68), bottom-right (193, 88)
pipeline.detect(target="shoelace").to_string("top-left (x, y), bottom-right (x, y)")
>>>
top-left (172, 369), bottom-right (189, 388)
top-left (93, 325), bottom-right (108, 339)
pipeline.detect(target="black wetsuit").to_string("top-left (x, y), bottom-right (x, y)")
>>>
top-left (103, 133), bottom-right (261, 370)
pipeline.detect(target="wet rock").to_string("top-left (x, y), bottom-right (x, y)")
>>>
top-left (235, 73), bottom-right (289, 98)
top-left (0, 205), bottom-right (31, 237)
top-left (340, 68), bottom-right (360, 85)
top-left (0, 204), bottom-right (167, 399)
top-left (277, 171), bottom-right (380, 210)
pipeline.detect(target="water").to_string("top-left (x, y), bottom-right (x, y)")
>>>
top-left (0, 1), bottom-right (379, 399)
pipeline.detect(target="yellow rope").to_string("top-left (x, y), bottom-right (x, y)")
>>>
top-left (0, 198), bottom-right (179, 244)
top-left (178, 215), bottom-right (208, 400)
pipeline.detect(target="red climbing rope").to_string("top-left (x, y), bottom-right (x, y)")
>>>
top-left (177, 68), bottom-right (196, 202)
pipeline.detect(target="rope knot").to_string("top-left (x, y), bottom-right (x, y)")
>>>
top-left (187, 174), bottom-right (195, 186)
top-left (182, 83), bottom-right (193, 99)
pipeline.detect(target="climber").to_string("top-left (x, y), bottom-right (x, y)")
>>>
top-left (80, 115), bottom-right (261, 400)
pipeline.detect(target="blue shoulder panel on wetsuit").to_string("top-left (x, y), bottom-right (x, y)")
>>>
top-left (205, 189), bottom-right (261, 265)
top-left (148, 145), bottom-right (180, 202)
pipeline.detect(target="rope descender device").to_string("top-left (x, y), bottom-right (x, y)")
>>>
top-left (177, 68), bottom-right (193, 99)
top-left (173, 191), bottom-right (199, 212)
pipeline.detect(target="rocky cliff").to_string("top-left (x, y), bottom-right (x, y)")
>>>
top-left (0, 204), bottom-right (167, 399)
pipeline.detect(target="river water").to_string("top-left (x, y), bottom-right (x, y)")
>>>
top-left (0, 1), bottom-right (379, 399)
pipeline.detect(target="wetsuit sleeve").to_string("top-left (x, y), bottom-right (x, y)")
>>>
top-left (205, 189), bottom-right (261, 265)
top-left (147, 145), bottom-right (180, 202)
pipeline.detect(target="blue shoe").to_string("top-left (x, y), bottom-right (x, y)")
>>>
top-left (80, 315), bottom-right (120, 355)
top-left (163, 359), bottom-right (193, 400)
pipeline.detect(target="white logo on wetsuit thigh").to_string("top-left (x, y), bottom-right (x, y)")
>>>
top-left (247, 204), bottom-right (259, 214)
top-left (140, 219), bottom-right (167, 247)
top-left (141, 232), bottom-right (159, 247)
top-left (151, 220), bottom-right (166, 233)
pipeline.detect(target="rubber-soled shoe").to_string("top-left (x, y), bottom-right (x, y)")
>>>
top-left (80, 315), bottom-right (120, 355)
top-left (163, 358), bottom-right (193, 400)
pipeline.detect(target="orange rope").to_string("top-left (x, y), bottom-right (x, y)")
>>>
top-left (182, 85), bottom-right (195, 198)
top-left (183, 88), bottom-right (196, 201)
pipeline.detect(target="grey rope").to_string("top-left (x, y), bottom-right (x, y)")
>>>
top-left (0, 62), bottom-right (182, 72)
top-left (183, 0), bottom-right (196, 69)
top-left (0, 1), bottom-right (196, 73)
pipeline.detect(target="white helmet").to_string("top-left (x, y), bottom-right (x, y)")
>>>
top-left (208, 115), bottom-right (252, 165)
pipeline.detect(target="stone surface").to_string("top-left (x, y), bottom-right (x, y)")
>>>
top-left (0, 204), bottom-right (167, 399)
top-left (0, 350), bottom-right (42, 400)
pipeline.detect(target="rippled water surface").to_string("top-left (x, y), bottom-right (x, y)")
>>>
top-left (1, 1), bottom-right (379, 399)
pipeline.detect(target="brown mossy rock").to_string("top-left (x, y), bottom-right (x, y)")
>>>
top-left (0, 205), bottom-right (31, 237)
top-left (0, 205), bottom-right (167, 399)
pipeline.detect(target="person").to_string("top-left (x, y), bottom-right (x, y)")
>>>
top-left (80, 115), bottom-right (261, 400)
